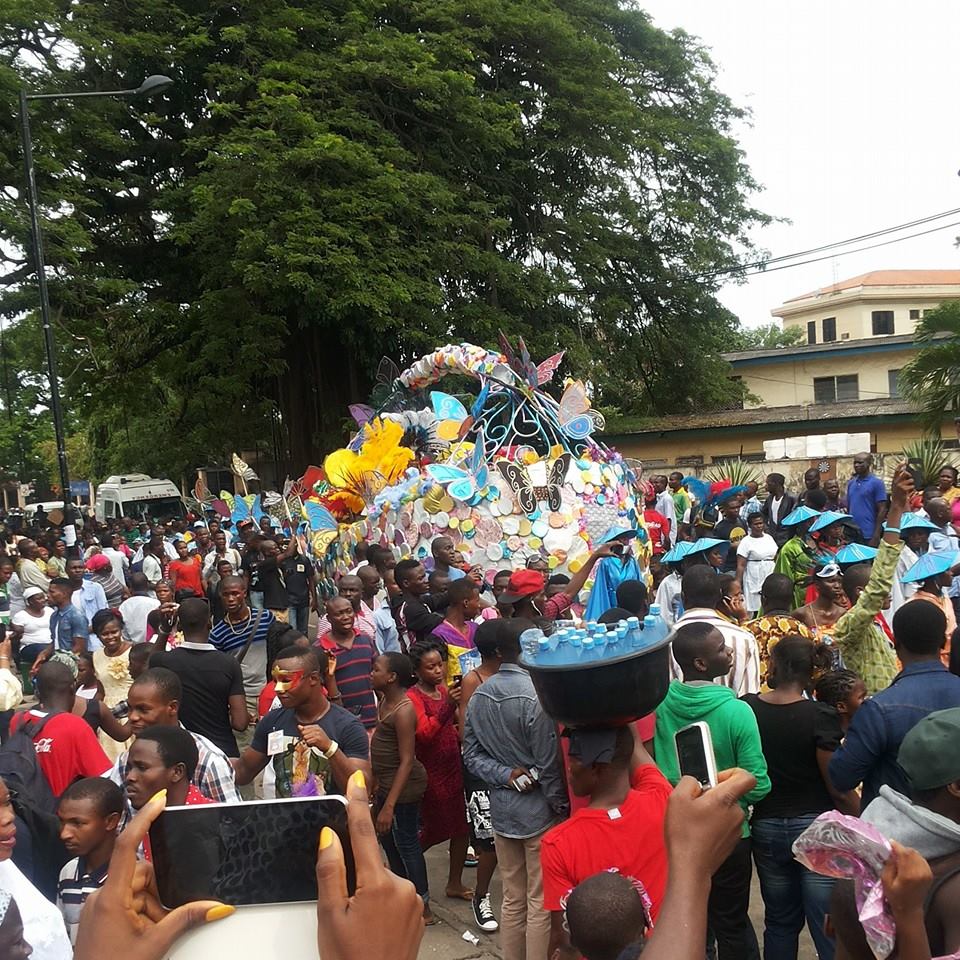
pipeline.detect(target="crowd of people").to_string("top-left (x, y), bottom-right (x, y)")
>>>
top-left (0, 454), bottom-right (959, 959)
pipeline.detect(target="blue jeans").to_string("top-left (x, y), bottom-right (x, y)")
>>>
top-left (249, 590), bottom-right (264, 611)
top-left (376, 795), bottom-right (429, 905)
top-left (751, 816), bottom-right (836, 960)
top-left (287, 605), bottom-right (309, 634)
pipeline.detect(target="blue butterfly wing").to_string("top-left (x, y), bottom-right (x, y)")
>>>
top-left (474, 464), bottom-right (489, 490)
top-left (470, 382), bottom-right (490, 419)
top-left (426, 464), bottom-right (469, 485)
top-left (430, 391), bottom-right (468, 423)
top-left (303, 501), bottom-right (337, 532)
top-left (251, 495), bottom-right (266, 522)
top-left (231, 498), bottom-right (250, 524)
top-left (563, 414), bottom-right (595, 439)
top-left (447, 477), bottom-right (477, 501)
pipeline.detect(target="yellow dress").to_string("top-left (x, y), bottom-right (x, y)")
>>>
top-left (93, 646), bottom-right (134, 762)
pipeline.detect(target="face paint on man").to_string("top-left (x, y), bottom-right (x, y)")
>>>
top-left (272, 667), bottom-right (306, 693)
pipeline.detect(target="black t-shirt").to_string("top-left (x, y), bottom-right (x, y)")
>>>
top-left (150, 645), bottom-right (245, 756)
top-left (281, 555), bottom-right (312, 606)
top-left (257, 557), bottom-right (288, 610)
top-left (713, 518), bottom-right (747, 572)
top-left (251, 704), bottom-right (369, 797)
top-left (241, 551), bottom-right (263, 591)
top-left (742, 694), bottom-right (842, 819)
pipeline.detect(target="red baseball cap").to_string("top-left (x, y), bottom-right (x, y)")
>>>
top-left (499, 569), bottom-right (545, 604)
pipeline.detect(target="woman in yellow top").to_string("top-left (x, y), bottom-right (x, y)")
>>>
top-left (938, 465), bottom-right (960, 503)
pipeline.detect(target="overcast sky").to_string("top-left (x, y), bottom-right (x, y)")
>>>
top-left (639, 0), bottom-right (960, 327)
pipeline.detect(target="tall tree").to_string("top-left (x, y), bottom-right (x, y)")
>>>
top-left (0, 0), bottom-right (766, 479)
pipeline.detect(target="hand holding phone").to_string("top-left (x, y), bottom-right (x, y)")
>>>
top-left (675, 721), bottom-right (719, 789)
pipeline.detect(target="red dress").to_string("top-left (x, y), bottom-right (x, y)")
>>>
top-left (407, 685), bottom-right (469, 847)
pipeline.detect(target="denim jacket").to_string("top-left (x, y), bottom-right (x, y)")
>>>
top-left (462, 663), bottom-right (569, 839)
top-left (829, 660), bottom-right (960, 807)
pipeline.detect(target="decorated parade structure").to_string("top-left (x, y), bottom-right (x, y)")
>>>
top-left (252, 339), bottom-right (651, 588)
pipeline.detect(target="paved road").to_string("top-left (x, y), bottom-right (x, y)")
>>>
top-left (419, 845), bottom-right (818, 959)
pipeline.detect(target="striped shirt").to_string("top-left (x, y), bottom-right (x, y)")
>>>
top-left (209, 607), bottom-right (275, 653)
top-left (318, 631), bottom-right (377, 729)
top-left (58, 857), bottom-right (108, 944)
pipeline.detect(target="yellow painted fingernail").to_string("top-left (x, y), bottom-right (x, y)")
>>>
top-left (319, 827), bottom-right (334, 850)
top-left (349, 769), bottom-right (366, 791)
top-left (205, 904), bottom-right (235, 922)
top-left (149, 789), bottom-right (167, 806)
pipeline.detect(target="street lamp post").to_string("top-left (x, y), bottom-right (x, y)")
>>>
top-left (17, 74), bottom-right (173, 532)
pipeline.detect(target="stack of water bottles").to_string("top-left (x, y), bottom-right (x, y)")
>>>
top-left (520, 604), bottom-right (671, 667)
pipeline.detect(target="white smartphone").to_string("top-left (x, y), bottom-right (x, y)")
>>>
top-left (675, 721), bottom-right (719, 789)
top-left (148, 795), bottom-right (351, 909)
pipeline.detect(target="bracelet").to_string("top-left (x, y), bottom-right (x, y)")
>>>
top-left (322, 740), bottom-right (339, 760)
top-left (885, 526), bottom-right (901, 534)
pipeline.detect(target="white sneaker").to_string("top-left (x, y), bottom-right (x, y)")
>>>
top-left (472, 894), bottom-right (499, 932)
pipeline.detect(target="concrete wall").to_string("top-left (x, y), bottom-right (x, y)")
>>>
top-left (610, 416), bottom-right (955, 468)
top-left (737, 347), bottom-right (915, 408)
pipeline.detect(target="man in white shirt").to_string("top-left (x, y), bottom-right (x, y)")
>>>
top-left (100, 532), bottom-right (129, 585)
top-left (118, 573), bottom-right (161, 644)
top-left (651, 475), bottom-right (677, 538)
top-left (673, 566), bottom-right (760, 697)
top-left (141, 536), bottom-right (166, 587)
top-left (16, 539), bottom-right (50, 591)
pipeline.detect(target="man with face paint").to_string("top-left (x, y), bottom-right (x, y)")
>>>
top-left (233, 645), bottom-right (370, 797)
top-left (500, 543), bottom-right (615, 624)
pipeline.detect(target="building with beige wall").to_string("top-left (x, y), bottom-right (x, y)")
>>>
top-left (600, 269), bottom-right (960, 474)
top-left (774, 269), bottom-right (960, 345)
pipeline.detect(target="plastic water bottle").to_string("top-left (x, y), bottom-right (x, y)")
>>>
top-left (580, 636), bottom-right (596, 661)
top-left (606, 625), bottom-right (621, 655)
top-left (616, 624), bottom-right (628, 645)
top-left (649, 603), bottom-right (662, 619)
top-left (626, 616), bottom-right (642, 645)
top-left (643, 615), bottom-right (664, 648)
top-left (520, 627), bottom-right (545, 660)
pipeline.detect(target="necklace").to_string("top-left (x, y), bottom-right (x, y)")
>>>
top-left (223, 608), bottom-right (252, 637)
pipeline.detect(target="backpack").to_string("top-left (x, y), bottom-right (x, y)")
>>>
top-left (0, 712), bottom-right (60, 814)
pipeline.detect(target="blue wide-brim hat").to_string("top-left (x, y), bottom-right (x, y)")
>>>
top-left (836, 543), bottom-right (878, 566)
top-left (901, 549), bottom-right (960, 584)
top-left (897, 512), bottom-right (941, 533)
top-left (598, 524), bottom-right (638, 545)
top-left (780, 505), bottom-right (820, 527)
top-left (687, 537), bottom-right (727, 556)
top-left (661, 541), bottom-right (695, 564)
top-left (810, 510), bottom-right (854, 533)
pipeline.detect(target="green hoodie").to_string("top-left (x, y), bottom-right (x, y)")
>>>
top-left (654, 681), bottom-right (771, 837)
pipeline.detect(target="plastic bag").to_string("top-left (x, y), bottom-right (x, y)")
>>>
top-left (793, 811), bottom-right (894, 959)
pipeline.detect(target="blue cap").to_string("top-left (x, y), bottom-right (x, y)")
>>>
top-left (780, 505), bottom-right (820, 527)
top-left (835, 543), bottom-right (878, 566)
top-left (896, 512), bottom-right (940, 533)
top-left (686, 537), bottom-right (727, 556)
top-left (810, 510), bottom-right (854, 533)
top-left (598, 524), bottom-right (638, 545)
top-left (900, 550), bottom-right (960, 584)
top-left (447, 567), bottom-right (467, 581)
top-left (661, 541), bottom-right (695, 564)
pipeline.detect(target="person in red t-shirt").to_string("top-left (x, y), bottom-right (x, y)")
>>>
top-left (167, 540), bottom-right (205, 599)
top-left (642, 507), bottom-right (672, 557)
top-left (10, 661), bottom-right (111, 797)
top-left (541, 726), bottom-right (671, 959)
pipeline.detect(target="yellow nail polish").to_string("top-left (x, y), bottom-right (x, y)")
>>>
top-left (319, 826), bottom-right (334, 850)
top-left (205, 904), bottom-right (235, 923)
top-left (349, 769), bottom-right (366, 792)
top-left (149, 789), bottom-right (167, 806)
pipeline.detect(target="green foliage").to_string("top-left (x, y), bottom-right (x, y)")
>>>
top-left (899, 437), bottom-right (958, 488)
top-left (730, 322), bottom-right (805, 351)
top-left (0, 0), bottom-right (766, 478)
top-left (900, 300), bottom-right (960, 433)
top-left (703, 459), bottom-right (761, 487)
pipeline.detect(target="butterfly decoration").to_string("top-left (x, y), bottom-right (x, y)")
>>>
top-left (376, 356), bottom-right (401, 388)
top-left (497, 331), bottom-right (539, 389)
top-left (231, 452), bottom-right (259, 482)
top-left (497, 453), bottom-right (572, 514)
top-left (349, 404), bottom-right (375, 428)
top-left (231, 494), bottom-right (266, 526)
top-left (430, 391), bottom-right (471, 442)
top-left (426, 429), bottom-right (490, 502)
top-left (536, 352), bottom-right (565, 386)
top-left (302, 500), bottom-right (339, 556)
top-left (558, 380), bottom-right (604, 439)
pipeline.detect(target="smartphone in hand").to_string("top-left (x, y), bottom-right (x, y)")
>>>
top-left (675, 721), bottom-right (719, 789)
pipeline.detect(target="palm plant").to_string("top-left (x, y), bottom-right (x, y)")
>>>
top-left (900, 300), bottom-right (960, 432)
top-left (899, 437), bottom-right (958, 488)
top-left (703, 459), bottom-right (762, 487)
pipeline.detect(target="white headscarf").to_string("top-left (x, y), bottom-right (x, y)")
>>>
top-left (0, 859), bottom-right (72, 960)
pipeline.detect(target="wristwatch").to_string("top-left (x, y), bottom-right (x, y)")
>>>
top-left (322, 740), bottom-right (339, 760)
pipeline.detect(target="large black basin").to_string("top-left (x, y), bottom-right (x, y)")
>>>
top-left (520, 636), bottom-right (672, 728)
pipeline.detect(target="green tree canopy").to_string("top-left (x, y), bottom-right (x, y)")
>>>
top-left (0, 0), bottom-right (767, 480)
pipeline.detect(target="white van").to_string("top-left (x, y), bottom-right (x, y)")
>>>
top-left (95, 474), bottom-right (187, 523)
